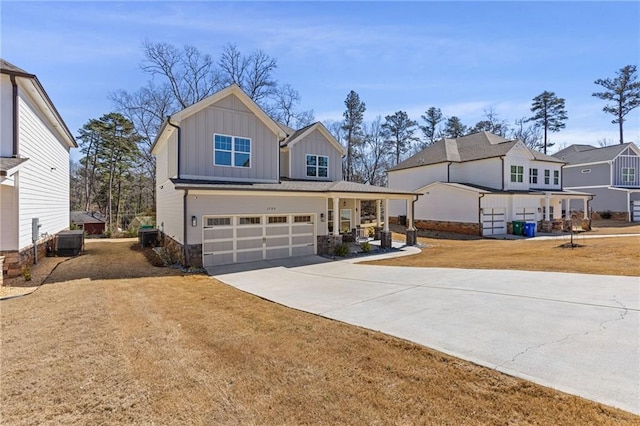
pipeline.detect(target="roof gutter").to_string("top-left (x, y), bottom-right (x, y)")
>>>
top-left (167, 117), bottom-right (181, 179)
top-left (10, 75), bottom-right (18, 156)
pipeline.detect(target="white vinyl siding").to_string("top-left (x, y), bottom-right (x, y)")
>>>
top-left (156, 180), bottom-right (184, 244)
top-left (0, 185), bottom-right (19, 250)
top-left (16, 92), bottom-right (71, 250)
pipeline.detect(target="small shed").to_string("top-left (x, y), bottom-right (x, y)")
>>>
top-left (70, 211), bottom-right (106, 235)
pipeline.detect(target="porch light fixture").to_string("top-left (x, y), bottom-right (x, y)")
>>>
top-left (191, 216), bottom-right (197, 227)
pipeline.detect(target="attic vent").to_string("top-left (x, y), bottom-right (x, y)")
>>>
top-left (581, 169), bottom-right (591, 174)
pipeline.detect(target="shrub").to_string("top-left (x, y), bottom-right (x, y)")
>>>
top-left (360, 241), bottom-right (371, 253)
top-left (599, 210), bottom-right (612, 219)
top-left (333, 243), bottom-right (349, 257)
top-left (368, 227), bottom-right (376, 238)
top-left (22, 265), bottom-right (32, 281)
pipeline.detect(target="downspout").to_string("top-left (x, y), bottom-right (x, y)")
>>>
top-left (167, 117), bottom-right (181, 179)
top-left (446, 162), bottom-right (452, 183)
top-left (478, 193), bottom-right (485, 237)
top-left (10, 75), bottom-right (18, 156)
top-left (183, 189), bottom-right (190, 267)
top-left (410, 194), bottom-right (419, 230)
top-left (560, 164), bottom-right (565, 191)
top-left (500, 156), bottom-right (505, 190)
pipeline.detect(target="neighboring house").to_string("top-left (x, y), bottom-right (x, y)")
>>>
top-left (553, 143), bottom-right (640, 221)
top-left (0, 59), bottom-right (76, 277)
top-left (387, 132), bottom-right (592, 236)
top-left (70, 211), bottom-right (106, 235)
top-left (151, 84), bottom-right (419, 268)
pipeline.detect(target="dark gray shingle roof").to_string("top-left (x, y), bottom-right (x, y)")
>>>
top-left (0, 157), bottom-right (29, 176)
top-left (70, 211), bottom-right (106, 224)
top-left (171, 178), bottom-right (420, 196)
top-left (389, 131), bottom-right (562, 172)
top-left (553, 143), bottom-right (634, 164)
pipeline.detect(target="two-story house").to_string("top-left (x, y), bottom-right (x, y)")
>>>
top-left (387, 132), bottom-right (592, 236)
top-left (151, 85), bottom-right (420, 268)
top-left (0, 59), bottom-right (76, 277)
top-left (553, 143), bottom-right (640, 221)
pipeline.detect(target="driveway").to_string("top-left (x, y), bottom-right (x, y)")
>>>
top-left (210, 253), bottom-right (640, 414)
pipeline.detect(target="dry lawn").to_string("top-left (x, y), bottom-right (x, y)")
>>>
top-left (367, 221), bottom-right (640, 276)
top-left (1, 240), bottom-right (638, 425)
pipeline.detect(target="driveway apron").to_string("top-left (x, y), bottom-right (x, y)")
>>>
top-left (210, 255), bottom-right (640, 414)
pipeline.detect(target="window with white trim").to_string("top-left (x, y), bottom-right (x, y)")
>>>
top-left (510, 165), bottom-right (524, 183)
top-left (294, 215), bottom-right (312, 223)
top-left (206, 217), bottom-right (231, 227)
top-left (544, 169), bottom-right (550, 184)
top-left (554, 170), bottom-right (560, 185)
top-left (239, 217), bottom-right (261, 225)
top-left (529, 168), bottom-right (538, 184)
top-left (214, 134), bottom-right (251, 168)
top-left (306, 154), bottom-right (328, 178)
top-left (622, 167), bottom-right (635, 183)
top-left (268, 216), bottom-right (288, 224)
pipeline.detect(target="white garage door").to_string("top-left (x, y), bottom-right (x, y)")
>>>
top-left (202, 214), bottom-right (316, 267)
top-left (514, 207), bottom-right (536, 222)
top-left (482, 208), bottom-right (506, 235)
top-left (633, 201), bottom-right (640, 222)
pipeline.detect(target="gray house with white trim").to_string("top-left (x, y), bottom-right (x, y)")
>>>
top-left (151, 85), bottom-right (420, 269)
top-left (553, 143), bottom-right (640, 221)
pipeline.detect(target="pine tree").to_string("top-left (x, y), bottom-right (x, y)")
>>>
top-left (526, 91), bottom-right (568, 154)
top-left (382, 111), bottom-right (418, 166)
top-left (342, 91), bottom-right (366, 181)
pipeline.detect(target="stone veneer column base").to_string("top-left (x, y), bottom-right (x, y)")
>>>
top-left (405, 229), bottom-right (417, 246)
top-left (380, 231), bottom-right (392, 249)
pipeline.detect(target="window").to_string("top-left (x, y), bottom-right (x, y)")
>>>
top-left (542, 206), bottom-right (554, 218)
top-left (268, 216), bottom-right (288, 224)
top-left (529, 168), bottom-right (538, 184)
top-left (294, 215), bottom-right (312, 223)
top-left (306, 154), bottom-right (328, 178)
top-left (239, 217), bottom-right (261, 225)
top-left (510, 165), bottom-right (524, 183)
top-left (622, 168), bottom-right (635, 183)
top-left (206, 217), bottom-right (231, 227)
top-left (554, 170), bottom-right (560, 185)
top-left (214, 134), bottom-right (251, 168)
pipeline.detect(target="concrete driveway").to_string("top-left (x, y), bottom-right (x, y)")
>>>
top-left (210, 253), bottom-right (640, 414)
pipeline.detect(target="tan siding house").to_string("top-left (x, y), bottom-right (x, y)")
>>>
top-left (0, 59), bottom-right (76, 277)
top-left (152, 85), bottom-right (420, 269)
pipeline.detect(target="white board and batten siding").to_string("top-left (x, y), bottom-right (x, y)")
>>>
top-left (180, 94), bottom-right (280, 182)
top-left (15, 92), bottom-right (70, 250)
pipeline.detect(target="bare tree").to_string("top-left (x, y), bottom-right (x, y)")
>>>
top-left (511, 117), bottom-right (543, 150)
top-left (358, 117), bottom-right (391, 186)
top-left (419, 107), bottom-right (443, 147)
top-left (471, 107), bottom-right (510, 136)
top-left (219, 44), bottom-right (278, 106)
top-left (268, 84), bottom-right (315, 128)
top-left (383, 111), bottom-right (419, 166)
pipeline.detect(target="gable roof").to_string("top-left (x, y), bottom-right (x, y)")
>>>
top-left (0, 59), bottom-right (76, 149)
top-left (152, 84), bottom-right (287, 154)
top-left (389, 131), bottom-right (562, 172)
top-left (70, 211), bottom-right (106, 224)
top-left (280, 122), bottom-right (346, 155)
top-left (553, 143), bottom-right (638, 164)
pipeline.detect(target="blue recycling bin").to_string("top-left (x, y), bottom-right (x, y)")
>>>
top-left (524, 222), bottom-right (536, 237)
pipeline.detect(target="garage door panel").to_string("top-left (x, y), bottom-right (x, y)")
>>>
top-left (482, 208), bottom-right (506, 236)
top-left (237, 228), bottom-right (262, 238)
top-left (266, 247), bottom-right (289, 259)
top-left (203, 213), bottom-right (315, 267)
top-left (266, 236), bottom-right (289, 247)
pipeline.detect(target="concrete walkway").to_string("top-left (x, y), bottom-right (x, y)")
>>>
top-left (210, 252), bottom-right (640, 414)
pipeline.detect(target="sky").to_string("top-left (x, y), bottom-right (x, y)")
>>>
top-left (2, 1), bottom-right (639, 159)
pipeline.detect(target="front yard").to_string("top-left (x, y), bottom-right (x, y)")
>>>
top-left (1, 239), bottom-right (638, 424)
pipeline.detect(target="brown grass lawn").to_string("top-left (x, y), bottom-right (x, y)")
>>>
top-left (367, 220), bottom-right (640, 277)
top-left (1, 240), bottom-right (638, 425)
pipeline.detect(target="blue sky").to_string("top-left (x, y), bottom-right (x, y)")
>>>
top-left (2, 1), bottom-right (639, 156)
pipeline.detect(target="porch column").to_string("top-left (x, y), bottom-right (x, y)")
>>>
top-left (544, 195), bottom-right (550, 221)
top-left (380, 198), bottom-right (392, 248)
top-left (332, 197), bottom-right (340, 236)
top-left (583, 198), bottom-right (589, 219)
top-left (376, 199), bottom-right (381, 228)
top-left (406, 197), bottom-right (417, 246)
top-left (355, 199), bottom-right (361, 227)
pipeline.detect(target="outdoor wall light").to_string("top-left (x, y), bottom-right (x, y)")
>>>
top-left (191, 216), bottom-right (197, 227)
top-left (320, 213), bottom-right (325, 222)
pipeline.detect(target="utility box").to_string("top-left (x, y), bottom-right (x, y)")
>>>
top-left (56, 230), bottom-right (85, 257)
top-left (138, 228), bottom-right (159, 247)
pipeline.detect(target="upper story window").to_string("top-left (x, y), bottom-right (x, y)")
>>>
top-left (510, 165), bottom-right (524, 183)
top-left (544, 169), bottom-right (550, 184)
top-left (529, 168), bottom-right (538, 184)
top-left (306, 154), bottom-right (328, 178)
top-left (622, 167), bottom-right (636, 183)
top-left (554, 170), bottom-right (559, 185)
top-left (214, 134), bottom-right (251, 168)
